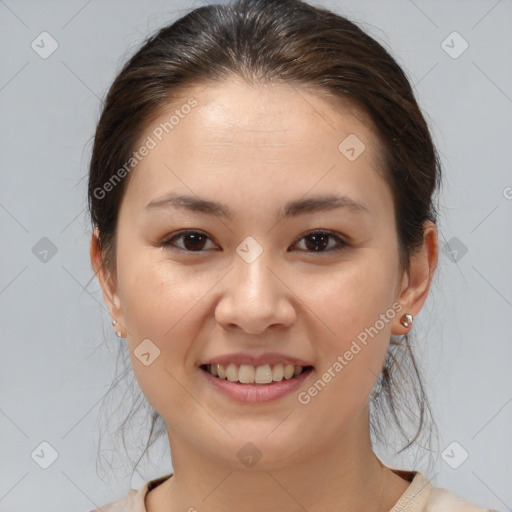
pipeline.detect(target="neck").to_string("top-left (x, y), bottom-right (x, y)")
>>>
top-left (147, 405), bottom-right (409, 512)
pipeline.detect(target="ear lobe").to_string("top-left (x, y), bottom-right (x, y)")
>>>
top-left (391, 221), bottom-right (438, 335)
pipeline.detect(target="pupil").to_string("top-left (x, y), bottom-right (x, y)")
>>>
top-left (184, 233), bottom-right (206, 251)
top-left (306, 233), bottom-right (328, 251)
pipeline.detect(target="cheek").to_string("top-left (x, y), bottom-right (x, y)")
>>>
top-left (118, 260), bottom-right (225, 406)
top-left (296, 255), bottom-right (397, 405)
top-left (296, 255), bottom-right (398, 343)
top-left (119, 263), bottom-right (208, 419)
top-left (119, 257), bottom-right (215, 340)
top-left (297, 276), bottom-right (393, 422)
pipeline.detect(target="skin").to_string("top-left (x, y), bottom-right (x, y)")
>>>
top-left (91, 76), bottom-right (438, 512)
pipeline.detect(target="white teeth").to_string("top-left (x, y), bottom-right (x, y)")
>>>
top-left (238, 364), bottom-right (254, 383)
top-left (226, 363), bottom-right (238, 382)
top-left (272, 363), bottom-right (284, 381)
top-left (254, 364), bottom-right (273, 384)
top-left (283, 364), bottom-right (294, 379)
top-left (206, 363), bottom-right (308, 384)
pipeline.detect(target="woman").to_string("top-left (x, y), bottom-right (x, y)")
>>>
top-left (88, 0), bottom-right (497, 510)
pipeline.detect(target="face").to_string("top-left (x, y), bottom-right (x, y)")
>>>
top-left (96, 77), bottom-right (414, 469)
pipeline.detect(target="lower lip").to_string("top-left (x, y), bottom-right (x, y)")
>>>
top-left (199, 366), bottom-right (314, 403)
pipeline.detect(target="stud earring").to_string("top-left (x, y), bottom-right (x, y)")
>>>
top-left (111, 319), bottom-right (122, 338)
top-left (400, 313), bottom-right (413, 328)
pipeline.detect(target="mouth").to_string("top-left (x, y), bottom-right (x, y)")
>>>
top-left (199, 363), bottom-right (314, 385)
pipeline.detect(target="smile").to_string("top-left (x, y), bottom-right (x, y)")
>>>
top-left (200, 363), bottom-right (313, 384)
top-left (199, 363), bottom-right (315, 403)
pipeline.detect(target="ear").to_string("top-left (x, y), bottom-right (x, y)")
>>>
top-left (90, 228), bottom-right (127, 338)
top-left (391, 221), bottom-right (438, 335)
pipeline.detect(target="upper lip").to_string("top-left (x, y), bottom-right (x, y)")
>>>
top-left (201, 352), bottom-right (314, 367)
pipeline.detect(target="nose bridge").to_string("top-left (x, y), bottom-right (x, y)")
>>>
top-left (233, 244), bottom-right (278, 304)
top-left (215, 240), bottom-right (295, 332)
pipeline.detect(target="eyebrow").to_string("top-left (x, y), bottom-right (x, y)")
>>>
top-left (145, 192), bottom-right (370, 219)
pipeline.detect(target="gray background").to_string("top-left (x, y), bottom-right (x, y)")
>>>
top-left (1, 0), bottom-right (511, 510)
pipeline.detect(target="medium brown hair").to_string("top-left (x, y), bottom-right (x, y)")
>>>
top-left (88, 0), bottom-right (442, 479)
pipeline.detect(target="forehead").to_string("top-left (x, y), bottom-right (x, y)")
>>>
top-left (123, 77), bottom-right (389, 215)
top-left (162, 78), bottom-right (377, 144)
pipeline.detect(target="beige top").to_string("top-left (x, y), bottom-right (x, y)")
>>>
top-left (91, 466), bottom-right (498, 512)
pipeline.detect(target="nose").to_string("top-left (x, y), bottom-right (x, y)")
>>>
top-left (214, 249), bottom-right (296, 335)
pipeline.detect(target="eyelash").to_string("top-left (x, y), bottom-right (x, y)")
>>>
top-left (160, 229), bottom-right (349, 255)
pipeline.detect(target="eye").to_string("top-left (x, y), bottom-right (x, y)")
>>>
top-left (160, 229), bottom-right (348, 254)
top-left (161, 230), bottom-right (218, 252)
top-left (291, 230), bottom-right (348, 253)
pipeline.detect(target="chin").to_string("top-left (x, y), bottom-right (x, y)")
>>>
top-left (209, 434), bottom-right (308, 471)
